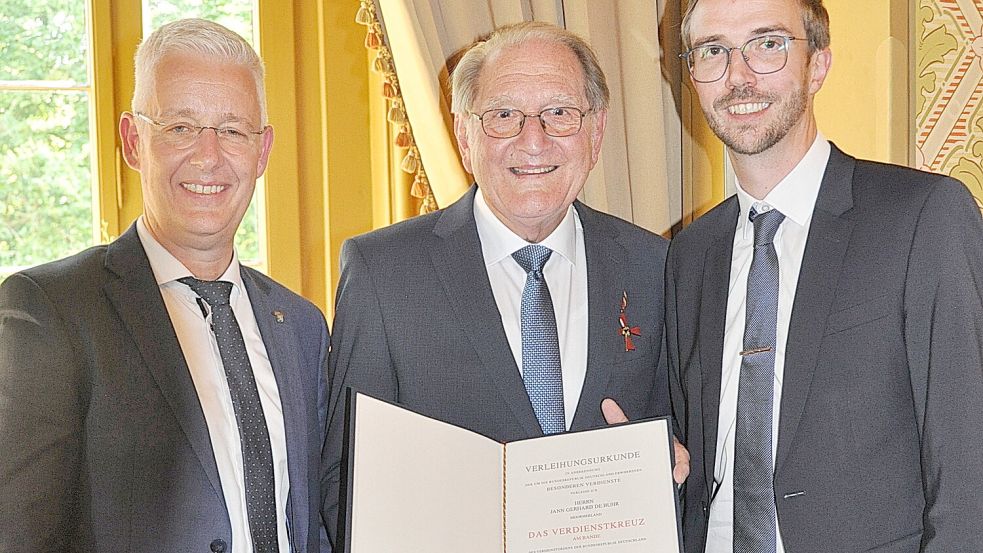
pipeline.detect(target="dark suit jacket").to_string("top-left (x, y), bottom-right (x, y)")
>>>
top-left (322, 186), bottom-right (670, 543)
top-left (0, 225), bottom-right (331, 552)
top-left (667, 145), bottom-right (983, 553)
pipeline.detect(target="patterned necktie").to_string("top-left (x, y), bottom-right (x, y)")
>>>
top-left (179, 277), bottom-right (279, 553)
top-left (512, 245), bottom-right (565, 435)
top-left (733, 208), bottom-right (785, 553)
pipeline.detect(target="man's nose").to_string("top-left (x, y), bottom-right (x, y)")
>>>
top-left (513, 114), bottom-right (551, 153)
top-left (724, 48), bottom-right (757, 89)
top-left (188, 128), bottom-right (224, 169)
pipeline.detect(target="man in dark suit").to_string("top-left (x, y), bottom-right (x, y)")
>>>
top-left (666, 0), bottom-right (983, 551)
top-left (0, 19), bottom-right (329, 553)
top-left (322, 22), bottom-right (671, 544)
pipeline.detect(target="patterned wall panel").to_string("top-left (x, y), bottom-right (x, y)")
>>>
top-left (915, 0), bottom-right (983, 209)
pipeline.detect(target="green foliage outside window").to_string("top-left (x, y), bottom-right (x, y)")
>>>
top-left (0, 0), bottom-right (91, 281)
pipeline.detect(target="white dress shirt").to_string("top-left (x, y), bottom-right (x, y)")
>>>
top-left (137, 218), bottom-right (290, 553)
top-left (473, 190), bottom-right (589, 430)
top-left (706, 135), bottom-right (831, 553)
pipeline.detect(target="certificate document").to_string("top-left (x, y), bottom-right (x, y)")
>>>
top-left (339, 392), bottom-right (681, 553)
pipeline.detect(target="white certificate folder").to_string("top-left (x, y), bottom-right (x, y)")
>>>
top-left (337, 391), bottom-right (683, 553)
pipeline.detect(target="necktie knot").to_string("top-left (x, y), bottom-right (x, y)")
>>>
top-left (749, 207), bottom-right (785, 246)
top-left (512, 244), bottom-right (553, 277)
top-left (179, 276), bottom-right (233, 307)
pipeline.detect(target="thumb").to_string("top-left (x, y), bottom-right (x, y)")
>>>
top-left (601, 398), bottom-right (629, 424)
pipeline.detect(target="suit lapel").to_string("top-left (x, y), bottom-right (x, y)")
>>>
top-left (775, 146), bottom-right (856, 470)
top-left (699, 199), bottom-right (739, 489)
top-left (243, 269), bottom-right (311, 547)
top-left (429, 187), bottom-right (542, 437)
top-left (103, 226), bottom-right (224, 498)
top-left (570, 202), bottom-right (627, 431)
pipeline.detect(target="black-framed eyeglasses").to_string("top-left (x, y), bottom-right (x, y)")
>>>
top-left (679, 35), bottom-right (806, 83)
top-left (134, 112), bottom-right (265, 152)
top-left (470, 107), bottom-right (590, 139)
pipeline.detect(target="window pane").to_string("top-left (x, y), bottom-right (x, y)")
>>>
top-left (0, 90), bottom-right (92, 276)
top-left (145, 1), bottom-right (255, 43)
top-left (143, 0), bottom-right (265, 270)
top-left (0, 0), bottom-right (88, 84)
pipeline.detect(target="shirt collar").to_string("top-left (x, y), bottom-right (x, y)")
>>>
top-left (136, 216), bottom-right (245, 297)
top-left (735, 132), bottom-right (830, 236)
top-left (473, 188), bottom-right (579, 268)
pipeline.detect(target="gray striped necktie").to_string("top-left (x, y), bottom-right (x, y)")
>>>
top-left (512, 245), bottom-right (565, 435)
top-left (733, 208), bottom-right (784, 553)
top-left (179, 277), bottom-right (279, 553)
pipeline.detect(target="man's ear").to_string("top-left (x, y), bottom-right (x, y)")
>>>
top-left (454, 114), bottom-right (474, 175)
top-left (808, 47), bottom-right (832, 95)
top-left (588, 108), bottom-right (608, 166)
top-left (119, 112), bottom-right (141, 170)
top-left (255, 125), bottom-right (275, 177)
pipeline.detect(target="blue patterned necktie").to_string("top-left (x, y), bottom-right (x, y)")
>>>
top-left (733, 207), bottom-right (785, 553)
top-left (512, 245), bottom-right (565, 435)
top-left (179, 277), bottom-right (279, 553)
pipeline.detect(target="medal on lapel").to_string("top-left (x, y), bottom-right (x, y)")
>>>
top-left (618, 291), bottom-right (641, 352)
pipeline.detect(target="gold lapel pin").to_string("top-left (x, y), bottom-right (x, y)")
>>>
top-left (273, 310), bottom-right (285, 323)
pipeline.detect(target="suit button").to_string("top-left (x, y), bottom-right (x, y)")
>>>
top-left (210, 539), bottom-right (227, 552)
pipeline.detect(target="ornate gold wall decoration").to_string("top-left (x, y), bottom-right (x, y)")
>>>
top-left (915, 0), bottom-right (983, 209)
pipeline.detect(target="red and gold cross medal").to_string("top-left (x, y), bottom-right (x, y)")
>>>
top-left (618, 291), bottom-right (641, 352)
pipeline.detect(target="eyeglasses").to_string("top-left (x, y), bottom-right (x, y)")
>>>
top-left (470, 107), bottom-right (590, 139)
top-left (679, 35), bottom-right (806, 83)
top-left (134, 112), bottom-right (265, 152)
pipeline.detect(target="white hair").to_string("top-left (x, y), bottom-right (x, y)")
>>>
top-left (451, 21), bottom-right (609, 115)
top-left (131, 18), bottom-right (267, 125)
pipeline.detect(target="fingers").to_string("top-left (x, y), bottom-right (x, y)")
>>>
top-left (672, 436), bottom-right (691, 484)
top-left (601, 398), bottom-right (629, 424)
top-left (600, 399), bottom-right (689, 484)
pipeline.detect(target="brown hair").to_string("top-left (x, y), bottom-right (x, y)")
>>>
top-left (680, 0), bottom-right (830, 52)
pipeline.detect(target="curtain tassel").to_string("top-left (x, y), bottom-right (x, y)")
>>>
top-left (387, 102), bottom-right (407, 124)
top-left (420, 194), bottom-right (438, 215)
top-left (374, 52), bottom-right (394, 74)
top-left (400, 150), bottom-right (420, 174)
top-left (354, 2), bottom-right (373, 26)
top-left (382, 81), bottom-right (398, 99)
top-left (374, 54), bottom-right (393, 74)
top-left (395, 127), bottom-right (412, 148)
top-left (410, 174), bottom-right (429, 199)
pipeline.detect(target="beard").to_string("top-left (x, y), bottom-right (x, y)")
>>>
top-left (703, 82), bottom-right (809, 155)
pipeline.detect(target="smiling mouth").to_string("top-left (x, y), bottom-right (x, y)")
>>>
top-left (727, 102), bottom-right (771, 115)
top-left (182, 182), bottom-right (225, 195)
top-left (510, 166), bottom-right (558, 176)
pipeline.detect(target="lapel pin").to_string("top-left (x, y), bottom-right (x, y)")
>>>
top-left (618, 291), bottom-right (641, 352)
top-left (273, 310), bottom-right (285, 324)
top-left (740, 346), bottom-right (773, 356)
